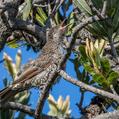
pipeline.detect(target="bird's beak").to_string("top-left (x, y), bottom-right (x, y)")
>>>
top-left (59, 23), bottom-right (73, 33)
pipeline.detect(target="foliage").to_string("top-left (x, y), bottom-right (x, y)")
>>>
top-left (6, 0), bottom-right (75, 52)
top-left (72, 1), bottom-right (119, 109)
top-left (0, 50), bottom-right (31, 119)
top-left (75, 38), bottom-right (119, 89)
top-left (3, 50), bottom-right (22, 79)
top-left (74, 0), bottom-right (119, 41)
top-left (71, 37), bottom-right (119, 112)
top-left (48, 94), bottom-right (71, 118)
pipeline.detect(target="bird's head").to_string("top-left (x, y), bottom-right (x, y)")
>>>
top-left (46, 24), bottom-right (70, 43)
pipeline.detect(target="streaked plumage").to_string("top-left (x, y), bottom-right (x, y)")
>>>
top-left (0, 26), bottom-right (66, 102)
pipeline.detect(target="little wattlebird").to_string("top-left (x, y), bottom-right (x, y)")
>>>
top-left (0, 25), bottom-right (67, 103)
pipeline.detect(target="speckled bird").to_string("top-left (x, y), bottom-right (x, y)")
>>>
top-left (0, 25), bottom-right (67, 102)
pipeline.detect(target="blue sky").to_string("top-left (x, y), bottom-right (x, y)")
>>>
top-left (0, 46), bottom-right (94, 118)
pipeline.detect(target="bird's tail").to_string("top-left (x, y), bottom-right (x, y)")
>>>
top-left (0, 68), bottom-right (40, 102)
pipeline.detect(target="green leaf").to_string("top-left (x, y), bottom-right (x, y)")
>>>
top-left (79, 45), bottom-right (88, 62)
top-left (18, 92), bottom-right (30, 104)
top-left (22, 0), bottom-right (32, 20)
top-left (67, 12), bottom-right (75, 35)
top-left (88, 20), bottom-right (109, 38)
top-left (3, 53), bottom-right (16, 79)
top-left (89, 79), bottom-right (95, 85)
top-left (15, 50), bottom-right (22, 71)
top-left (7, 39), bottom-right (20, 48)
top-left (101, 58), bottom-right (111, 75)
top-left (112, 6), bottom-right (119, 30)
top-left (0, 109), bottom-right (11, 119)
top-left (91, 0), bottom-right (103, 9)
top-left (16, 112), bottom-right (26, 119)
top-left (48, 111), bottom-right (57, 117)
top-left (35, 13), bottom-right (45, 26)
top-left (80, 69), bottom-right (86, 81)
top-left (48, 95), bottom-right (71, 117)
top-left (48, 95), bottom-right (58, 116)
top-left (84, 64), bottom-right (95, 76)
top-left (107, 71), bottom-right (119, 85)
top-left (36, 7), bottom-right (48, 23)
top-left (73, 0), bottom-right (92, 15)
top-left (62, 96), bottom-right (70, 114)
top-left (85, 74), bottom-right (92, 84)
top-left (93, 74), bottom-right (109, 88)
top-left (55, 11), bottom-right (61, 25)
top-left (57, 96), bottom-right (63, 109)
top-left (93, 48), bottom-right (101, 67)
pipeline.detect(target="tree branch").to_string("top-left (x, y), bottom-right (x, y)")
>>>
top-left (76, 90), bottom-right (85, 112)
top-left (0, 0), bottom-right (46, 51)
top-left (1, 101), bottom-right (119, 119)
top-left (93, 110), bottom-right (119, 119)
top-left (59, 70), bottom-right (119, 103)
top-left (62, 15), bottom-right (106, 65)
top-left (88, 0), bottom-right (106, 19)
top-left (35, 73), bottom-right (58, 119)
top-left (0, 101), bottom-right (58, 119)
top-left (0, 101), bottom-right (35, 116)
top-left (0, 0), bottom-right (22, 51)
top-left (12, 19), bottom-right (46, 46)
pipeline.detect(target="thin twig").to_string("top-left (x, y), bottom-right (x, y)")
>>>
top-left (12, 19), bottom-right (46, 45)
top-left (76, 90), bottom-right (85, 112)
top-left (110, 85), bottom-right (118, 96)
top-left (84, 0), bottom-right (118, 62)
top-left (87, 0), bottom-right (105, 19)
top-left (59, 70), bottom-right (119, 104)
top-left (108, 37), bottom-right (118, 62)
top-left (33, 4), bottom-right (48, 7)
top-left (0, 101), bottom-right (119, 119)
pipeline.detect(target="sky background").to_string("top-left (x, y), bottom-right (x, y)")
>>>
top-left (0, 2), bottom-right (94, 118)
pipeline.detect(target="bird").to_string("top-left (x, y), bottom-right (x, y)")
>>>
top-left (0, 25), bottom-right (67, 103)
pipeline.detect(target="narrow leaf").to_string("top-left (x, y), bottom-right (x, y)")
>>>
top-left (22, 0), bottom-right (32, 20)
